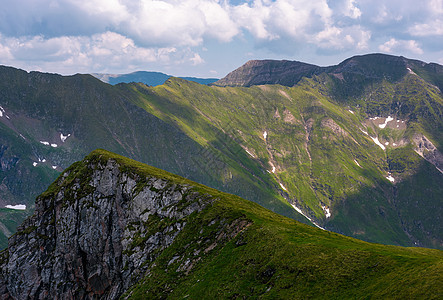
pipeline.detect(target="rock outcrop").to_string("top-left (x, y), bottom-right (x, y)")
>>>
top-left (413, 134), bottom-right (443, 173)
top-left (0, 150), bottom-right (215, 299)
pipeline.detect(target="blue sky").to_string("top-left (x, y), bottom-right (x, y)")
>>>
top-left (0, 0), bottom-right (442, 78)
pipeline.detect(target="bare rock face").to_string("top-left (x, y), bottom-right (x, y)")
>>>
top-left (214, 60), bottom-right (326, 87)
top-left (413, 134), bottom-right (443, 173)
top-left (0, 155), bottom-right (213, 299)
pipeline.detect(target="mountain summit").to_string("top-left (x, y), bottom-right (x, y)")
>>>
top-left (214, 53), bottom-right (443, 93)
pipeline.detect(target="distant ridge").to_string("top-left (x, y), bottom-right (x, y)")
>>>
top-left (92, 70), bottom-right (218, 86)
top-left (214, 53), bottom-right (443, 91)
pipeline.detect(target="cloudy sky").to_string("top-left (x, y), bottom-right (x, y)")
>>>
top-left (0, 0), bottom-right (442, 78)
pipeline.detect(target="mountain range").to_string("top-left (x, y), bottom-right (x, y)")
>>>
top-left (0, 53), bottom-right (442, 251)
top-left (91, 71), bottom-right (218, 86)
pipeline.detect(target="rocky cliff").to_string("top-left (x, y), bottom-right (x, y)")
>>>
top-left (0, 150), bottom-right (442, 299)
top-left (0, 150), bottom-right (217, 298)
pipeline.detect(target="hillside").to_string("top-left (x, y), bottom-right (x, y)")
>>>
top-left (0, 150), bottom-right (441, 299)
top-left (123, 65), bottom-right (443, 249)
top-left (0, 53), bottom-right (442, 250)
top-left (0, 66), bottom-right (305, 248)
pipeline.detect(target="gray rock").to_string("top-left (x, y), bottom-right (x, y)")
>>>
top-left (0, 158), bottom-right (212, 299)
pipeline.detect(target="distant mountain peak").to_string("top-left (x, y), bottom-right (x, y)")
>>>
top-left (214, 53), bottom-right (443, 90)
top-left (91, 71), bottom-right (218, 86)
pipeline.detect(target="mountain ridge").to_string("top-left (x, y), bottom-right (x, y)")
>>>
top-left (214, 53), bottom-right (443, 93)
top-left (1, 149), bottom-right (441, 299)
top-left (0, 53), bottom-right (442, 250)
top-left (92, 71), bottom-right (218, 86)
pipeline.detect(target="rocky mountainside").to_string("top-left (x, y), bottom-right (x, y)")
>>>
top-left (214, 53), bottom-right (443, 94)
top-left (1, 150), bottom-right (441, 299)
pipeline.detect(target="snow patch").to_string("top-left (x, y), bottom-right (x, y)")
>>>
top-left (291, 204), bottom-right (325, 230)
top-left (272, 166), bottom-right (276, 173)
top-left (52, 166), bottom-right (57, 169)
top-left (393, 143), bottom-right (397, 146)
top-left (354, 159), bottom-right (362, 168)
top-left (379, 116), bottom-right (394, 129)
top-left (0, 106), bottom-right (10, 119)
top-left (385, 142), bottom-right (389, 146)
top-left (40, 141), bottom-right (50, 146)
top-left (279, 183), bottom-right (287, 191)
top-left (51, 143), bottom-right (58, 148)
top-left (369, 117), bottom-right (379, 120)
top-left (322, 205), bottom-right (331, 218)
top-left (33, 162), bottom-right (38, 167)
top-left (19, 134), bottom-right (26, 140)
top-left (42, 159), bottom-right (46, 162)
top-left (263, 131), bottom-right (267, 140)
top-left (60, 133), bottom-right (71, 142)
top-left (348, 110), bottom-right (354, 114)
top-left (5, 204), bottom-right (26, 210)
top-left (386, 175), bottom-right (395, 183)
top-left (360, 128), bottom-right (368, 135)
top-left (245, 149), bottom-right (254, 157)
top-left (371, 137), bottom-right (386, 150)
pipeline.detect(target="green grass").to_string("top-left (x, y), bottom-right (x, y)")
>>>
top-left (65, 150), bottom-right (442, 299)
top-left (0, 62), bottom-right (441, 251)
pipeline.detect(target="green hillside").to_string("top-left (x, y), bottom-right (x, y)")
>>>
top-left (122, 69), bottom-right (443, 249)
top-left (0, 54), bottom-right (441, 250)
top-left (8, 149), bottom-right (440, 299)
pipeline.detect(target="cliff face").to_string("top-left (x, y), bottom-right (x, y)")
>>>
top-left (0, 151), bottom-right (214, 299)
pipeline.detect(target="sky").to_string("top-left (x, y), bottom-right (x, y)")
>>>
top-left (0, 0), bottom-right (442, 78)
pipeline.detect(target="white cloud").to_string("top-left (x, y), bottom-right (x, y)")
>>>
top-left (0, 0), bottom-right (442, 74)
top-left (379, 38), bottom-right (423, 55)
top-left (0, 32), bottom-right (201, 74)
top-left (190, 53), bottom-right (204, 65)
top-left (409, 20), bottom-right (443, 36)
top-left (231, 2), bottom-right (275, 40)
top-left (429, 0), bottom-right (443, 14)
top-left (343, 0), bottom-right (362, 19)
top-left (313, 25), bottom-right (370, 50)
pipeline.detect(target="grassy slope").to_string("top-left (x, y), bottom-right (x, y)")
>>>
top-left (74, 150), bottom-right (443, 299)
top-left (119, 76), bottom-right (443, 248)
top-left (0, 65), bottom-right (441, 250)
top-left (0, 67), bottom-right (308, 246)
